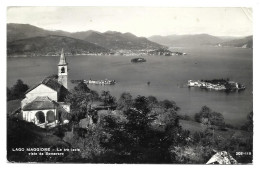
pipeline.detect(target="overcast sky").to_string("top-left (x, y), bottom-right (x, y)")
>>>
top-left (7, 7), bottom-right (252, 37)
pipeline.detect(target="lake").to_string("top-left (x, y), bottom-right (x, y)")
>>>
top-left (7, 46), bottom-right (253, 126)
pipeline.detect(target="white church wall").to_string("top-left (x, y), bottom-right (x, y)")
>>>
top-left (22, 109), bottom-right (56, 124)
top-left (22, 110), bottom-right (35, 122)
top-left (26, 84), bottom-right (57, 102)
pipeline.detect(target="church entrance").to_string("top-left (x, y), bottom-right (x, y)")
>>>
top-left (47, 111), bottom-right (55, 123)
top-left (35, 111), bottom-right (45, 124)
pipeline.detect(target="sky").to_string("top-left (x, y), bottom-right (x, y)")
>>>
top-left (7, 7), bottom-right (253, 37)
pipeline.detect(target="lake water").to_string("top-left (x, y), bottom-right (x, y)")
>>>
top-left (7, 46), bottom-right (253, 126)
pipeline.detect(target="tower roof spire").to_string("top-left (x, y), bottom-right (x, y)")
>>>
top-left (58, 48), bottom-right (68, 66)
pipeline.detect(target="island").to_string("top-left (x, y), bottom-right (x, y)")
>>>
top-left (148, 48), bottom-right (187, 56)
top-left (187, 79), bottom-right (246, 92)
top-left (71, 79), bottom-right (116, 85)
top-left (131, 58), bottom-right (146, 63)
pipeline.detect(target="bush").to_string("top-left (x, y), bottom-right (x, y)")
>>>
top-left (179, 114), bottom-right (191, 121)
top-left (240, 112), bottom-right (253, 132)
top-left (117, 92), bottom-right (133, 111)
top-left (170, 145), bottom-right (213, 164)
top-left (194, 106), bottom-right (225, 128)
top-left (160, 100), bottom-right (180, 111)
top-left (225, 123), bottom-right (237, 130)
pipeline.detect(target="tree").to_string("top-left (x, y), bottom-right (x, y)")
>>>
top-left (147, 96), bottom-right (158, 108)
top-left (101, 91), bottom-right (116, 106)
top-left (7, 88), bottom-right (12, 101)
top-left (194, 106), bottom-right (212, 123)
top-left (117, 92), bottom-right (133, 111)
top-left (100, 95), bottom-right (180, 163)
top-left (154, 108), bottom-right (179, 127)
top-left (209, 112), bottom-right (225, 128)
top-left (159, 99), bottom-right (180, 111)
top-left (74, 82), bottom-right (91, 92)
top-left (241, 112), bottom-right (253, 132)
top-left (63, 126), bottom-right (105, 161)
top-left (194, 106), bottom-right (225, 129)
top-left (65, 82), bottom-right (97, 121)
top-left (7, 79), bottom-right (29, 101)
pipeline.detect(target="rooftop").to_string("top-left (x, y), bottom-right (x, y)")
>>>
top-left (25, 76), bottom-right (70, 102)
top-left (23, 96), bottom-right (58, 111)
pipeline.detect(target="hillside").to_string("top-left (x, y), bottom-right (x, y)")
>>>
top-left (7, 117), bottom-right (71, 162)
top-left (72, 31), bottom-right (165, 50)
top-left (7, 35), bottom-right (110, 56)
top-left (148, 34), bottom-right (245, 47)
top-left (7, 23), bottom-right (71, 42)
top-left (7, 99), bottom-right (21, 115)
top-left (7, 23), bottom-right (165, 52)
top-left (218, 36), bottom-right (253, 48)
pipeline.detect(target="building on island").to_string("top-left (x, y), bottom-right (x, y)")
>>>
top-left (21, 49), bottom-right (71, 127)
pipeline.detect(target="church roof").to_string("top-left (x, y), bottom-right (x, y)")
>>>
top-left (58, 48), bottom-right (68, 66)
top-left (25, 77), bottom-right (61, 94)
top-left (23, 96), bottom-right (58, 111)
top-left (23, 96), bottom-right (70, 112)
top-left (42, 77), bottom-right (62, 92)
top-left (25, 76), bottom-right (70, 102)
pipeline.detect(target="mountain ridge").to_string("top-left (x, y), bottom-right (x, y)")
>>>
top-left (7, 23), bottom-right (253, 57)
top-left (218, 36), bottom-right (253, 48)
top-left (148, 34), bottom-right (252, 48)
top-left (7, 23), bottom-right (164, 52)
top-left (7, 35), bottom-right (110, 56)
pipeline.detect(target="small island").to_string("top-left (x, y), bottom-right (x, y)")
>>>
top-left (148, 48), bottom-right (187, 56)
top-left (187, 79), bottom-right (246, 92)
top-left (71, 79), bottom-right (116, 85)
top-left (131, 58), bottom-right (146, 63)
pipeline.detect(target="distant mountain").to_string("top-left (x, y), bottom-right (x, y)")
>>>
top-left (7, 35), bottom-right (110, 56)
top-left (71, 31), bottom-right (164, 50)
top-left (7, 23), bottom-right (164, 52)
top-left (218, 36), bottom-right (253, 48)
top-left (148, 34), bottom-right (227, 47)
top-left (7, 23), bottom-right (71, 42)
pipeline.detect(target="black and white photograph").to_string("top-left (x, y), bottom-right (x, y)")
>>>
top-left (5, 5), bottom-right (254, 164)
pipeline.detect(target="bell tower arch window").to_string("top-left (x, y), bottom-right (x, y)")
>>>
top-left (61, 67), bottom-right (65, 73)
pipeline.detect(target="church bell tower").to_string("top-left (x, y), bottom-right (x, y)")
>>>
top-left (58, 48), bottom-right (68, 89)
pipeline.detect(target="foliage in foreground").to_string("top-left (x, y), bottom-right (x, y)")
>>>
top-left (7, 79), bottom-right (29, 101)
top-left (7, 80), bottom-right (253, 163)
top-left (194, 106), bottom-right (225, 129)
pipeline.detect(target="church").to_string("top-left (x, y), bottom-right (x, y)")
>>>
top-left (21, 49), bottom-right (71, 127)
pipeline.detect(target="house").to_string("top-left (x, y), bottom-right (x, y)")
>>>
top-left (21, 49), bottom-right (71, 127)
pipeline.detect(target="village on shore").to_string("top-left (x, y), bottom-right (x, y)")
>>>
top-left (8, 48), bottom-right (187, 58)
